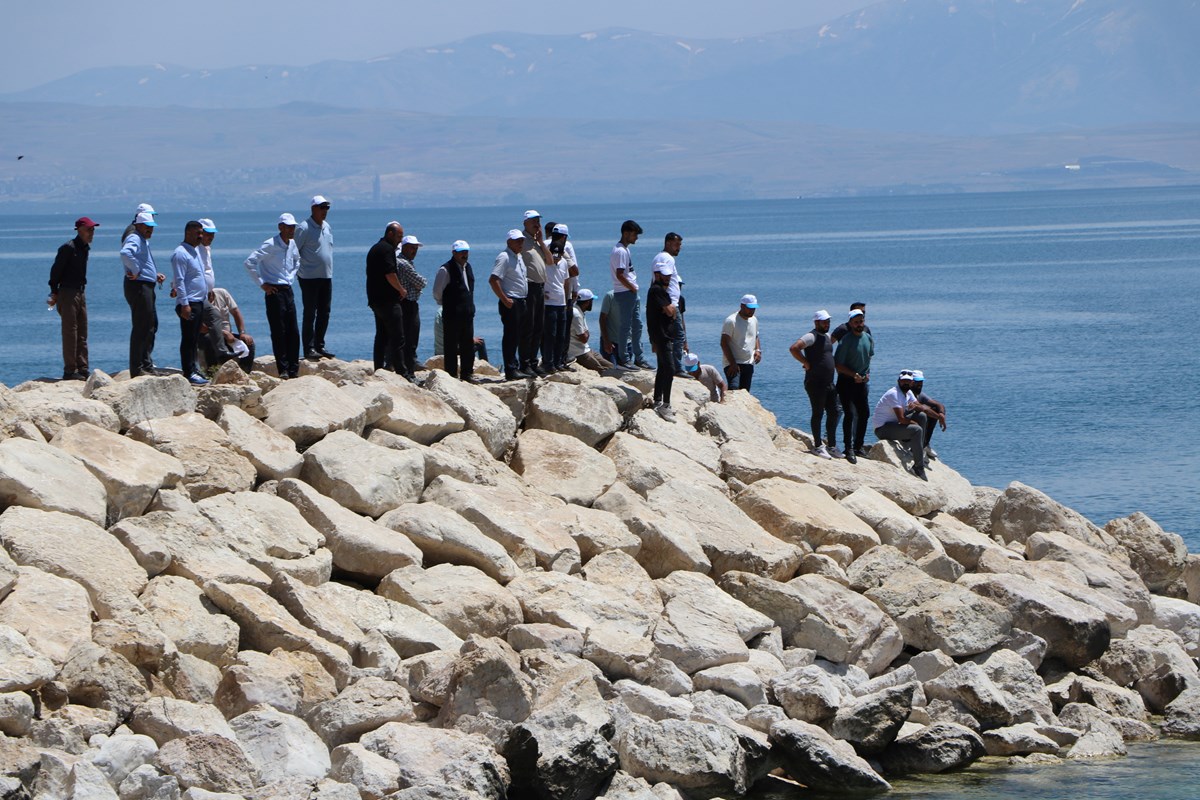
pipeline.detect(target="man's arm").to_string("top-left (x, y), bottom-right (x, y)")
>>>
top-left (48, 242), bottom-right (71, 296)
top-left (488, 274), bottom-right (511, 307)
top-left (229, 304), bottom-right (248, 336)
top-left (598, 311), bottom-right (611, 352)
top-left (387, 273), bottom-right (405, 298)
top-left (789, 337), bottom-right (810, 369)
top-left (119, 236), bottom-right (140, 279)
top-left (171, 252), bottom-right (189, 308)
top-left (431, 267), bottom-right (448, 305)
top-left (753, 334), bottom-right (762, 364)
top-left (720, 332), bottom-right (737, 377)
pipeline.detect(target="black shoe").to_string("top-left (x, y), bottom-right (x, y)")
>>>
top-left (63, 371), bottom-right (83, 381)
top-left (855, 447), bottom-right (868, 457)
top-left (314, 347), bottom-right (336, 359)
top-left (305, 350), bottom-right (321, 361)
top-left (635, 359), bottom-right (653, 369)
top-left (845, 448), bottom-right (857, 464)
top-left (913, 466), bottom-right (929, 481)
top-left (505, 371), bottom-right (521, 381)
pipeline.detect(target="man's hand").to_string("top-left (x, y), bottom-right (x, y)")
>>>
top-left (502, 295), bottom-right (513, 309)
top-left (725, 364), bottom-right (738, 379)
top-left (753, 348), bottom-right (762, 364)
top-left (180, 304), bottom-right (191, 321)
top-left (262, 284), bottom-right (276, 295)
top-left (156, 273), bottom-right (166, 285)
top-left (579, 330), bottom-right (590, 343)
top-left (240, 333), bottom-right (255, 347)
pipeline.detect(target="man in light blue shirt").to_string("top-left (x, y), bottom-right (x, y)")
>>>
top-left (293, 195), bottom-right (335, 360)
top-left (120, 210), bottom-right (166, 377)
top-left (488, 229), bottom-right (528, 380)
top-left (245, 213), bottom-right (302, 379)
top-left (172, 221), bottom-right (209, 385)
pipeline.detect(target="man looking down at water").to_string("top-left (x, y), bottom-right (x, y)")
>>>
top-left (873, 370), bottom-right (929, 481)
top-left (49, 216), bottom-right (97, 380)
top-left (120, 211), bottom-right (166, 378)
top-left (200, 284), bottom-right (255, 373)
top-left (834, 307), bottom-right (874, 463)
top-left (790, 309), bottom-right (841, 459)
top-left (245, 213), bottom-right (302, 379)
top-left (721, 294), bottom-right (761, 391)
top-left (683, 352), bottom-right (726, 403)
top-left (567, 289), bottom-right (612, 372)
top-left (908, 369), bottom-right (947, 462)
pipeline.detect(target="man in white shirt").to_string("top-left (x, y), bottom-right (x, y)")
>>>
top-left (244, 213), bottom-right (302, 379)
top-left (720, 294), bottom-right (762, 392)
top-left (567, 289), bottom-right (612, 372)
top-left (201, 286), bottom-right (256, 373)
top-left (872, 370), bottom-right (929, 480)
top-left (652, 232), bottom-right (687, 376)
top-left (609, 219), bottom-right (650, 369)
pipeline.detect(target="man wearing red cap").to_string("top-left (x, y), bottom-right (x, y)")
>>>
top-left (48, 217), bottom-right (98, 380)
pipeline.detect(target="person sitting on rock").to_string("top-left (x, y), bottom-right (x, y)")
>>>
top-left (567, 289), bottom-right (612, 372)
top-left (200, 285), bottom-right (256, 373)
top-left (907, 369), bottom-right (947, 462)
top-left (872, 370), bottom-right (928, 481)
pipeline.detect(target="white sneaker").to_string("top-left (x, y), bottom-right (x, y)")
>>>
top-left (655, 403), bottom-right (677, 422)
top-left (828, 446), bottom-right (844, 458)
top-left (810, 444), bottom-right (832, 459)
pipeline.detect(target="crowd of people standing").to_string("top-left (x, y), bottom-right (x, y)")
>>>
top-left (47, 201), bottom-right (946, 475)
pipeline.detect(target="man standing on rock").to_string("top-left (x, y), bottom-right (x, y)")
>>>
top-left (610, 219), bottom-right (650, 369)
top-left (873, 370), bottom-right (929, 480)
top-left (172, 221), bottom-right (210, 385)
top-left (489, 230), bottom-right (528, 381)
top-left (395, 235), bottom-right (427, 381)
top-left (48, 216), bottom-right (98, 380)
top-left (646, 259), bottom-right (678, 421)
top-left (432, 240), bottom-right (477, 381)
top-left (366, 222), bottom-right (408, 375)
top-left (908, 369), bottom-right (947, 462)
top-left (790, 309), bottom-right (841, 459)
top-left (120, 211), bottom-right (166, 378)
top-left (653, 232), bottom-right (687, 376)
top-left (520, 210), bottom-right (555, 375)
top-left (721, 294), bottom-right (761, 392)
top-left (245, 213), bottom-right (302, 379)
top-left (294, 195), bottom-right (335, 360)
top-left (834, 308), bottom-right (874, 463)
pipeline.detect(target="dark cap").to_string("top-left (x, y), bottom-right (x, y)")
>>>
top-left (74, 217), bottom-right (99, 229)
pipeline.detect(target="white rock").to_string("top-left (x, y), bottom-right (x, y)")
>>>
top-left (991, 481), bottom-right (1123, 556)
top-left (770, 665), bottom-right (846, 723)
top-left (525, 381), bottom-right (623, 447)
top-left (112, 510), bottom-right (272, 591)
top-left (89, 732), bottom-right (159, 789)
top-left (117, 763), bottom-right (181, 800)
top-left (261, 375), bottom-right (368, 448)
top-left (230, 706), bottom-right (330, 783)
top-left (925, 511), bottom-right (1015, 570)
top-left (0, 566), bottom-right (92, 665)
top-left (1026, 530), bottom-right (1153, 624)
top-left (368, 373), bottom-right (465, 444)
top-left (359, 721), bottom-right (510, 799)
top-left (1066, 720), bottom-right (1127, 759)
top-left (592, 482), bottom-right (710, 578)
top-left (651, 572), bottom-right (771, 675)
top-left (615, 717), bottom-right (749, 797)
top-left (217, 404), bottom-right (303, 482)
top-left (301, 430), bottom-right (424, 518)
top-left (692, 663), bottom-right (767, 708)
top-left (271, 572), bottom-right (364, 653)
top-left (0, 438), bottom-right (107, 524)
top-left (312, 582), bottom-right (462, 659)
top-left (1105, 512), bottom-right (1189, 592)
top-left (127, 413), bottom-right (257, 501)
top-left (625, 409), bottom-right (722, 474)
top-left (141, 575), bottom-right (240, 668)
top-left (601, 433), bottom-right (727, 498)
top-left (307, 676), bottom-right (416, 747)
top-left (379, 564), bottom-right (522, 640)
top-left (735, 478), bottom-right (879, 556)
top-left (196, 492), bottom-right (328, 585)
top-left (423, 370), bottom-right (517, 460)
top-left (507, 569), bottom-right (655, 638)
top-left (511, 429), bottom-right (618, 506)
top-left (840, 486), bottom-right (943, 560)
top-left (130, 698), bottom-right (238, 747)
top-left (329, 743), bottom-right (402, 800)
top-left (152, 734), bottom-right (257, 795)
top-left (87, 375), bottom-right (196, 430)
top-left (375, 502), bottom-right (513, 583)
top-left (536, 503), bottom-right (641, 565)
top-left (0, 624), bottom-right (55, 692)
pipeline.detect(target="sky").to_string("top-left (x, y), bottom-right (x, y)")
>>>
top-left (0, 0), bottom-right (874, 93)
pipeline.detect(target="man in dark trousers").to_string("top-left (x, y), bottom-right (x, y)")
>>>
top-left (489, 229), bottom-right (529, 381)
top-left (908, 369), bottom-right (948, 462)
top-left (120, 211), bottom-right (166, 377)
top-left (244, 213), bottom-right (302, 379)
top-left (395, 234), bottom-right (427, 381)
top-left (645, 259), bottom-right (678, 422)
top-left (49, 216), bottom-right (98, 380)
top-left (432, 239), bottom-right (476, 381)
top-left (171, 221), bottom-right (210, 385)
top-left (366, 221), bottom-right (407, 374)
top-left (790, 309), bottom-right (842, 459)
top-left (834, 308), bottom-right (874, 463)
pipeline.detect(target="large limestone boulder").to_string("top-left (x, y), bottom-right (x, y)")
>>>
top-left (879, 722), bottom-right (986, 775)
top-left (1163, 687), bottom-right (1200, 739)
top-left (308, 676), bottom-right (416, 747)
top-left (735, 478), bottom-right (879, 556)
top-left (1105, 512), bottom-right (1188, 592)
top-left (314, 582), bottom-right (462, 658)
top-left (695, 398), bottom-right (776, 450)
top-left (653, 571), bottom-right (774, 675)
top-left (112, 510), bottom-right (272, 591)
top-left (534, 503), bottom-right (641, 565)
top-left (551, 370), bottom-right (643, 417)
top-left (14, 380), bottom-right (120, 440)
top-left (380, 564), bottom-right (523, 640)
top-left (893, 582), bottom-right (1013, 658)
top-left (141, 575), bottom-right (240, 668)
top-left (769, 719), bottom-right (891, 792)
top-left (1026, 530), bottom-right (1153, 624)
top-left (925, 511), bottom-right (1014, 570)
top-left (128, 413), bottom-right (257, 500)
top-left (230, 705), bottom-right (331, 783)
top-left (0, 506), bottom-right (146, 615)
top-left (359, 721), bottom-right (510, 799)
top-left (50, 422), bottom-right (185, 523)
top-left (1152, 597), bottom-right (1200, 658)
top-left (870, 441), bottom-right (976, 512)
top-left (593, 483), bottom-right (710, 578)
top-left (507, 570), bottom-right (655, 638)
top-left (302, 430), bottom-right (424, 518)
top-left (422, 476), bottom-right (579, 573)
top-left (720, 572), bottom-right (903, 676)
top-left (959, 572), bottom-right (1110, 668)
top-left (0, 437), bottom-right (107, 525)
top-left (602, 433), bottom-right (727, 498)
top-left (87, 374), bottom-right (196, 430)
top-left (0, 566), bottom-right (92, 666)
top-left (840, 486), bottom-right (943, 560)
top-left (511, 429), bottom-right (617, 506)
top-left (196, 491), bottom-right (329, 585)
top-left (262, 375), bottom-right (368, 448)
top-left (423, 370), bottom-right (517, 460)
top-left (217, 404), bottom-right (303, 481)
top-left (648, 479), bottom-right (803, 580)
top-left (376, 502), bottom-right (515, 583)
top-left (152, 733), bottom-right (257, 795)
top-left (368, 372), bottom-right (466, 444)
top-left (615, 716), bottom-right (750, 797)
top-left (991, 481), bottom-right (1122, 555)
top-left (525, 381), bottom-right (623, 447)
top-left (130, 697), bottom-right (238, 746)
top-left (625, 409), bottom-right (722, 475)
top-left (0, 384), bottom-right (41, 442)
top-left (0, 624), bottom-right (56, 692)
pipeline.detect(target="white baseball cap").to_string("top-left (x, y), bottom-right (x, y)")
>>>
top-left (653, 261), bottom-right (675, 275)
top-left (552, 223), bottom-right (569, 236)
top-left (452, 240), bottom-right (470, 252)
top-left (507, 229), bottom-right (524, 241)
top-left (813, 309), bottom-right (830, 321)
top-left (848, 308), bottom-right (864, 319)
top-left (523, 209), bottom-right (541, 220)
top-left (136, 203), bottom-right (157, 216)
top-left (741, 294), bottom-right (759, 308)
top-left (577, 288), bottom-right (595, 302)
top-left (198, 218), bottom-right (218, 233)
top-left (134, 212), bottom-right (156, 227)
top-left (683, 352), bottom-right (700, 372)
top-left (400, 235), bottom-right (422, 246)
top-left (278, 213), bottom-right (298, 226)
top-left (911, 370), bottom-right (925, 382)
top-left (310, 195), bottom-right (330, 206)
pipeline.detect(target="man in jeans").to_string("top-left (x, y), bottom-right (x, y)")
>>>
top-left (295, 195), bottom-right (335, 360)
top-left (49, 216), bottom-right (98, 380)
top-left (789, 309), bottom-right (841, 459)
top-left (873, 370), bottom-right (929, 480)
top-left (244, 213), bottom-right (302, 379)
top-left (609, 219), bottom-right (650, 369)
top-left (721, 294), bottom-right (761, 391)
top-left (834, 308), bottom-right (874, 463)
top-left (489, 230), bottom-right (529, 381)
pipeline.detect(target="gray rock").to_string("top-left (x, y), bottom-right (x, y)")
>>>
top-left (924, 662), bottom-right (1019, 727)
top-left (152, 734), bottom-right (256, 795)
top-left (1066, 720), bottom-right (1127, 759)
top-left (359, 721), bottom-right (510, 800)
top-left (130, 697), bottom-right (238, 747)
top-left (436, 637), bottom-right (534, 727)
top-left (307, 677), bottom-right (416, 747)
top-left (58, 642), bottom-right (149, 716)
top-left (1162, 686), bottom-right (1200, 739)
top-left (1105, 512), bottom-right (1188, 592)
top-left (879, 722), bottom-right (986, 775)
top-left (770, 665), bottom-right (846, 724)
top-left (991, 481), bottom-right (1122, 556)
top-left (769, 719), bottom-right (891, 793)
top-left (230, 706), bottom-right (331, 783)
top-left (830, 683), bottom-right (915, 755)
top-left (981, 723), bottom-right (1062, 756)
top-left (27, 704), bottom-right (118, 754)
top-left (615, 717), bottom-right (749, 797)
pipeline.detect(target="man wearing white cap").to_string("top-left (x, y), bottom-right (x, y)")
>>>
top-left (873, 371), bottom-right (928, 480)
top-left (834, 308), bottom-right (874, 463)
top-left (653, 233), bottom-right (686, 375)
top-left (908, 370), bottom-right (947, 461)
top-left (790, 309), bottom-right (842, 458)
top-left (394, 234), bottom-right (427, 380)
top-left (720, 294), bottom-right (762, 392)
top-left (294, 195), bottom-right (335, 360)
top-left (366, 222), bottom-right (407, 375)
top-left (197, 219), bottom-right (218, 294)
top-left (546, 222), bottom-right (577, 370)
top-left (645, 261), bottom-right (678, 420)
top-left (122, 202), bottom-right (157, 242)
top-left (432, 240), bottom-right (477, 380)
top-left (683, 352), bottom-right (726, 403)
top-left (567, 289), bottom-right (611, 372)
top-left (489, 230), bottom-right (529, 380)
top-left (120, 210), bottom-right (166, 377)
top-left (520, 210), bottom-right (555, 375)
top-left (244, 213), bottom-right (302, 378)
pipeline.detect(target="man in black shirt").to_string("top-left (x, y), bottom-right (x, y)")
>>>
top-left (831, 301), bottom-right (872, 343)
top-left (366, 222), bottom-right (407, 374)
top-left (790, 309), bottom-right (842, 459)
top-left (49, 217), bottom-right (98, 380)
top-left (432, 240), bottom-right (476, 381)
top-left (646, 260), bottom-right (678, 422)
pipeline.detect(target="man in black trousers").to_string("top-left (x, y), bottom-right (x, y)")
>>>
top-left (366, 221), bottom-right (407, 374)
top-left (432, 240), bottom-right (476, 380)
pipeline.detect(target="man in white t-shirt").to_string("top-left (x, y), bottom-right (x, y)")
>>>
top-left (652, 232), bottom-right (687, 376)
top-left (200, 286), bottom-right (256, 372)
top-left (872, 370), bottom-right (928, 480)
top-left (567, 289), bottom-right (611, 372)
top-left (720, 294), bottom-right (762, 392)
top-left (609, 219), bottom-right (650, 369)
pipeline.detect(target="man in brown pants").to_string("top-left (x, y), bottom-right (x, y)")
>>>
top-left (49, 217), bottom-right (98, 380)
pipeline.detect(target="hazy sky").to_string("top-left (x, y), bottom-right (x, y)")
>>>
top-left (0, 0), bottom-right (874, 93)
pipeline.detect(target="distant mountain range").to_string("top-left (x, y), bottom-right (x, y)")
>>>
top-left (5, 0), bottom-right (1199, 135)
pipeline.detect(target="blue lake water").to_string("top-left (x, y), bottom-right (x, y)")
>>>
top-left (2, 185), bottom-right (1200, 794)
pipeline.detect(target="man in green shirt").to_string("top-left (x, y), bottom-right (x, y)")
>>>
top-left (834, 308), bottom-right (874, 463)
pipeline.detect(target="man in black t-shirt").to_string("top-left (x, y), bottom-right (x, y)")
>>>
top-left (365, 221), bottom-right (407, 374)
top-left (831, 301), bottom-right (872, 343)
top-left (790, 308), bottom-right (841, 459)
top-left (646, 260), bottom-right (678, 422)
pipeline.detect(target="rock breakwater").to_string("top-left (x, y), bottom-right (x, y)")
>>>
top-left (0, 356), bottom-right (1198, 800)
